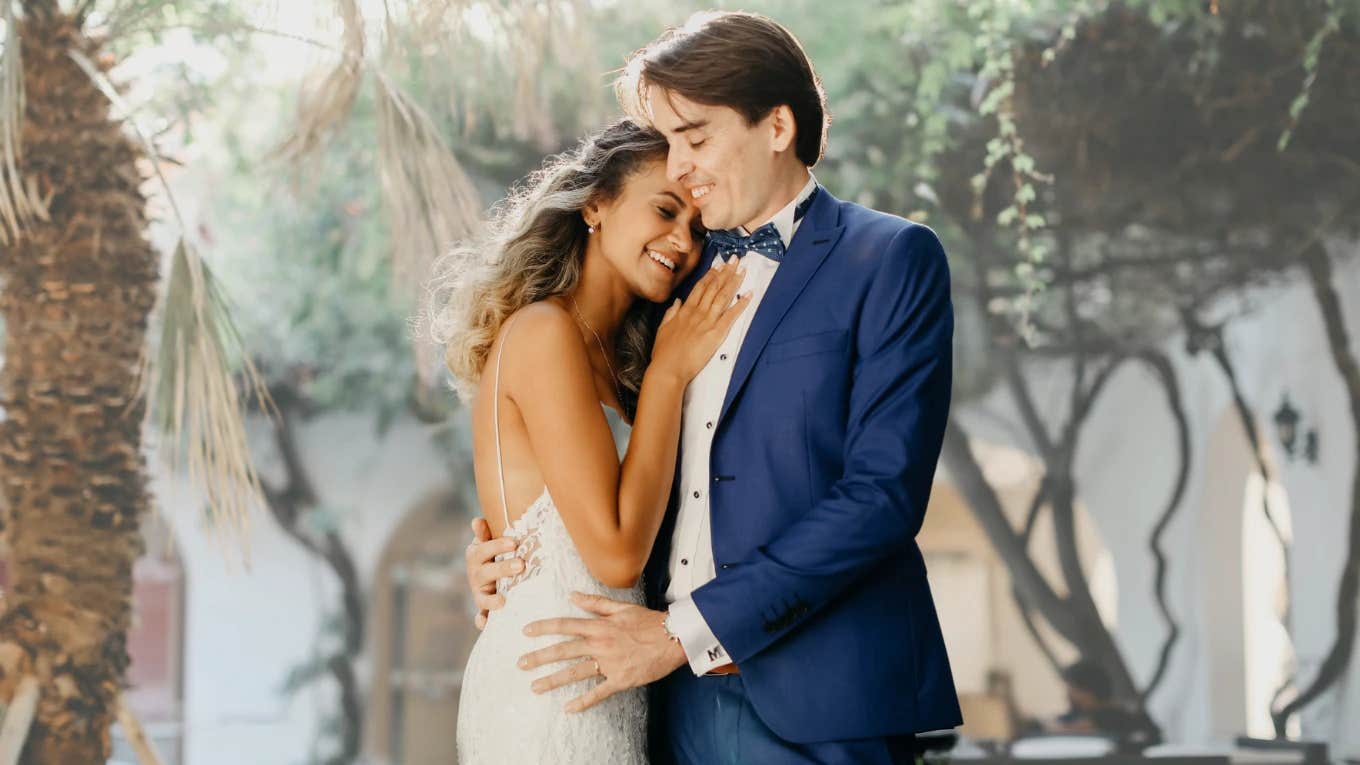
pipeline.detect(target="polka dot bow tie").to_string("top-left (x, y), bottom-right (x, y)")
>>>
top-left (708, 222), bottom-right (786, 263)
top-left (706, 187), bottom-right (819, 264)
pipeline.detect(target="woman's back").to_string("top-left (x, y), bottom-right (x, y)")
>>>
top-left (469, 301), bottom-right (629, 538)
top-left (456, 306), bottom-right (646, 764)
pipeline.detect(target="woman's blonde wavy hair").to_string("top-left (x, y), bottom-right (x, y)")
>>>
top-left (426, 119), bottom-right (671, 418)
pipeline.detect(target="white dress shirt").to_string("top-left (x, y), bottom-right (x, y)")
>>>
top-left (664, 173), bottom-right (819, 675)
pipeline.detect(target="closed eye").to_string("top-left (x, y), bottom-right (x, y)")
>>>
top-left (656, 206), bottom-right (678, 220)
top-left (689, 138), bottom-right (706, 149)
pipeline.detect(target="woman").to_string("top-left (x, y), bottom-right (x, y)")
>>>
top-left (428, 119), bottom-right (749, 763)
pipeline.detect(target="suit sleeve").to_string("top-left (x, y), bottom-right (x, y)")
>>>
top-left (689, 223), bottom-right (954, 664)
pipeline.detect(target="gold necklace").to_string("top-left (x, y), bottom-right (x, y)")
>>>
top-left (567, 295), bottom-right (624, 408)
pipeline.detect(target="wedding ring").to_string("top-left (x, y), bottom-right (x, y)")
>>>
top-left (591, 658), bottom-right (602, 676)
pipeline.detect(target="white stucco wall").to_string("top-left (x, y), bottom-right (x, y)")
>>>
top-left (143, 245), bottom-right (1360, 763)
top-left (953, 241), bottom-right (1360, 759)
top-left (152, 412), bottom-right (463, 765)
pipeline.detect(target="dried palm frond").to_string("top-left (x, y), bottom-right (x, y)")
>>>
top-left (399, 0), bottom-right (469, 47)
top-left (68, 48), bottom-right (272, 558)
top-left (507, 2), bottom-right (555, 150)
top-left (371, 67), bottom-right (482, 388)
top-left (152, 238), bottom-right (272, 557)
top-left (270, 0), bottom-right (365, 165)
top-left (0, 0), bottom-right (51, 246)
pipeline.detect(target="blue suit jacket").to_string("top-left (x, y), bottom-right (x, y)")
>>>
top-left (644, 186), bottom-right (963, 744)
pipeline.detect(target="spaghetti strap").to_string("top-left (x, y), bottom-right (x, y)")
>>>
top-left (491, 312), bottom-right (523, 531)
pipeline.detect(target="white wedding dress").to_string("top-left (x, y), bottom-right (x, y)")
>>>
top-left (457, 317), bottom-right (647, 764)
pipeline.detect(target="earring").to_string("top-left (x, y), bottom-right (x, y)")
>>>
top-left (587, 224), bottom-right (596, 234)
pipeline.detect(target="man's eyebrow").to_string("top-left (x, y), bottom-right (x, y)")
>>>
top-left (670, 119), bottom-right (708, 134)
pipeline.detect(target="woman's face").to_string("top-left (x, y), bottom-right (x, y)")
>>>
top-left (588, 158), bottom-right (705, 303)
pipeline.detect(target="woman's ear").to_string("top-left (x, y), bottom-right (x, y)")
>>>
top-left (583, 199), bottom-right (604, 231)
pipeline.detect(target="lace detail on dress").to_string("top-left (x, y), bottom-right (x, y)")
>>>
top-left (495, 487), bottom-right (552, 596)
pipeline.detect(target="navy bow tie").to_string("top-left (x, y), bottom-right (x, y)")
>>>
top-left (708, 222), bottom-right (785, 262)
top-left (707, 187), bottom-right (818, 263)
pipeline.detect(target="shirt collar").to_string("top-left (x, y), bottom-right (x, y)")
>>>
top-left (737, 172), bottom-right (819, 248)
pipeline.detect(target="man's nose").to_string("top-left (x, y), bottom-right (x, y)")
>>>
top-left (667, 149), bottom-right (692, 183)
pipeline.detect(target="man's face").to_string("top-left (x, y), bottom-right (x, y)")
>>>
top-left (646, 89), bottom-right (783, 232)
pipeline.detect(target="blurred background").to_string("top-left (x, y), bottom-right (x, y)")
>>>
top-left (1, 0), bottom-right (1358, 763)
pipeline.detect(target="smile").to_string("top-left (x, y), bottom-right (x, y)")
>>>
top-left (647, 249), bottom-right (677, 271)
top-left (690, 185), bottom-right (713, 200)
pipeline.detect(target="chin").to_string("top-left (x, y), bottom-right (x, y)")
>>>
top-left (642, 284), bottom-right (672, 303)
top-left (700, 207), bottom-right (731, 231)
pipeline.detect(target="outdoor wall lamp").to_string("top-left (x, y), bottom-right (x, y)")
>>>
top-left (1274, 394), bottom-right (1300, 459)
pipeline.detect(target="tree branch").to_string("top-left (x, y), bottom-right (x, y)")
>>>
top-left (1131, 349), bottom-right (1191, 702)
top-left (1273, 242), bottom-right (1360, 736)
top-left (258, 382), bottom-right (364, 763)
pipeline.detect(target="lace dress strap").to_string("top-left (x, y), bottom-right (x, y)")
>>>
top-left (492, 312), bottom-right (524, 531)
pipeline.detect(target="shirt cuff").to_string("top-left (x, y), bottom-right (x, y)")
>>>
top-left (667, 596), bottom-right (731, 676)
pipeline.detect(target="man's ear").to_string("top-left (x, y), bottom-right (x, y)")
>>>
top-left (768, 104), bottom-right (797, 154)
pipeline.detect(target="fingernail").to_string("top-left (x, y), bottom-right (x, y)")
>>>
top-left (519, 658), bottom-right (529, 669)
top-left (523, 625), bottom-right (534, 636)
top-left (531, 681), bottom-right (543, 693)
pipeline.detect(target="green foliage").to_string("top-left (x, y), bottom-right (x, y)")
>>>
top-left (199, 76), bottom-right (418, 415)
top-left (141, 0), bottom-right (1355, 413)
top-left (149, 2), bottom-right (695, 423)
top-left (1279, 0), bottom-right (1345, 150)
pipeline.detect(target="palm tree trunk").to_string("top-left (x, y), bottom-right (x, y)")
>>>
top-left (0, 7), bottom-right (156, 761)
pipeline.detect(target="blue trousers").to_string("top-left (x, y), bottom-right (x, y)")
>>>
top-left (652, 670), bottom-right (919, 764)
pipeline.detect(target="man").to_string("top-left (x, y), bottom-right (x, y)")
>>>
top-left (465, 11), bottom-right (961, 762)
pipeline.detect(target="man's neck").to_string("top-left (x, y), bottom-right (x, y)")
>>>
top-left (738, 164), bottom-right (811, 233)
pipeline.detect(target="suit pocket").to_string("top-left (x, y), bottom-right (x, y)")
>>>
top-left (763, 329), bottom-right (847, 364)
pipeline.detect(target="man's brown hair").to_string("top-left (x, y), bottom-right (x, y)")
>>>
top-left (616, 11), bottom-right (829, 166)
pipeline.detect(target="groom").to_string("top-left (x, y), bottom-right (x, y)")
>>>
top-left (465, 11), bottom-right (961, 762)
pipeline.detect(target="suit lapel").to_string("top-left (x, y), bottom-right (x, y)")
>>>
top-left (718, 188), bottom-right (845, 425)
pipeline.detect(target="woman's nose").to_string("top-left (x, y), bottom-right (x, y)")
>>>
top-left (669, 224), bottom-right (693, 254)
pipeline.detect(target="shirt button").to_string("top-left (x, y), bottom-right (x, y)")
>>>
top-left (692, 491), bottom-right (701, 499)
top-left (719, 353), bottom-right (728, 361)
top-left (681, 559), bottom-right (689, 566)
top-left (706, 421), bottom-right (714, 429)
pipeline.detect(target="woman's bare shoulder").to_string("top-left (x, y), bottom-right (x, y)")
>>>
top-left (495, 300), bottom-right (589, 380)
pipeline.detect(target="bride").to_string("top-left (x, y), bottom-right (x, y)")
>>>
top-left (429, 119), bottom-right (749, 763)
